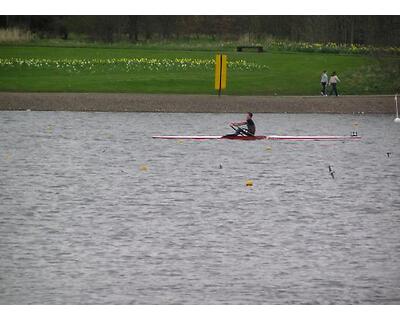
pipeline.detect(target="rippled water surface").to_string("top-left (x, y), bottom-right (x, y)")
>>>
top-left (1, 111), bottom-right (399, 304)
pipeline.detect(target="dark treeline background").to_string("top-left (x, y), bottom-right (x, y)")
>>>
top-left (1, 16), bottom-right (399, 46)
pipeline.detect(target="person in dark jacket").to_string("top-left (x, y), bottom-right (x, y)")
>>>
top-left (224, 112), bottom-right (256, 137)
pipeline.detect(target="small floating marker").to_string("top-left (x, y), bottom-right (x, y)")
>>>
top-left (265, 146), bottom-right (272, 151)
top-left (387, 152), bottom-right (392, 158)
top-left (328, 165), bottom-right (335, 179)
top-left (246, 179), bottom-right (253, 187)
top-left (177, 140), bottom-right (183, 144)
top-left (139, 164), bottom-right (148, 172)
top-left (353, 122), bottom-right (359, 127)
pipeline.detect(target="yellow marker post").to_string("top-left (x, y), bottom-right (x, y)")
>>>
top-left (215, 54), bottom-right (227, 96)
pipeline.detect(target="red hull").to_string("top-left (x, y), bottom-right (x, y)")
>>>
top-left (221, 135), bottom-right (267, 140)
top-left (152, 135), bottom-right (361, 141)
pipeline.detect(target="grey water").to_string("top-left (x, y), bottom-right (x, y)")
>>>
top-left (0, 111), bottom-right (399, 304)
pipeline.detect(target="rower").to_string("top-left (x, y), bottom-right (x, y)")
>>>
top-left (224, 112), bottom-right (256, 137)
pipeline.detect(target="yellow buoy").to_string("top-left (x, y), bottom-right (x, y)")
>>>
top-left (139, 164), bottom-right (148, 172)
top-left (265, 146), bottom-right (272, 151)
top-left (177, 140), bottom-right (183, 144)
top-left (353, 122), bottom-right (359, 127)
top-left (246, 179), bottom-right (253, 187)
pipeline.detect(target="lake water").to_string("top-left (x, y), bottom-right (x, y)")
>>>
top-left (0, 111), bottom-right (399, 304)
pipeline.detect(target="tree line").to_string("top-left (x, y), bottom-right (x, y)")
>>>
top-left (1, 16), bottom-right (399, 46)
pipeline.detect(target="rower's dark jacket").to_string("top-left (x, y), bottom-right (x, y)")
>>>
top-left (247, 118), bottom-right (256, 135)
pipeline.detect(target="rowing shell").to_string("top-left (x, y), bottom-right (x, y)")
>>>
top-left (152, 135), bottom-right (361, 141)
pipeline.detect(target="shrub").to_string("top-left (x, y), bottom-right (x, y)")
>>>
top-left (0, 28), bottom-right (33, 43)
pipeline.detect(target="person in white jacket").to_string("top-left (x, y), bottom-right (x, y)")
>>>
top-left (329, 71), bottom-right (340, 96)
top-left (320, 70), bottom-right (328, 96)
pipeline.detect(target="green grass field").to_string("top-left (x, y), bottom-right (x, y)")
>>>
top-left (0, 45), bottom-right (398, 95)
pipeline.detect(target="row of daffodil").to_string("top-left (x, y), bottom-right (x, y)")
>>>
top-left (262, 40), bottom-right (400, 55)
top-left (0, 57), bottom-right (269, 72)
top-left (137, 40), bottom-right (400, 56)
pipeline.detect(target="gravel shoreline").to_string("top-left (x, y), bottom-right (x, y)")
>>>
top-left (0, 92), bottom-right (396, 114)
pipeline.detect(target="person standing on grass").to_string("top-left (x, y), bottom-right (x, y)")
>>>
top-left (320, 70), bottom-right (328, 96)
top-left (329, 71), bottom-right (340, 96)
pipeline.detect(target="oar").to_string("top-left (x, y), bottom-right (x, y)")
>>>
top-left (230, 124), bottom-right (254, 136)
top-left (230, 124), bottom-right (245, 136)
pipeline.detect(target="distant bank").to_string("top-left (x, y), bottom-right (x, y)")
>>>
top-left (0, 92), bottom-right (395, 114)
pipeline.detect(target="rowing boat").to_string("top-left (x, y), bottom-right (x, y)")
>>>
top-left (152, 135), bottom-right (361, 141)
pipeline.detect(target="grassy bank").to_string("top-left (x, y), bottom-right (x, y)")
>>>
top-left (2, 36), bottom-right (400, 55)
top-left (0, 45), bottom-right (399, 95)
